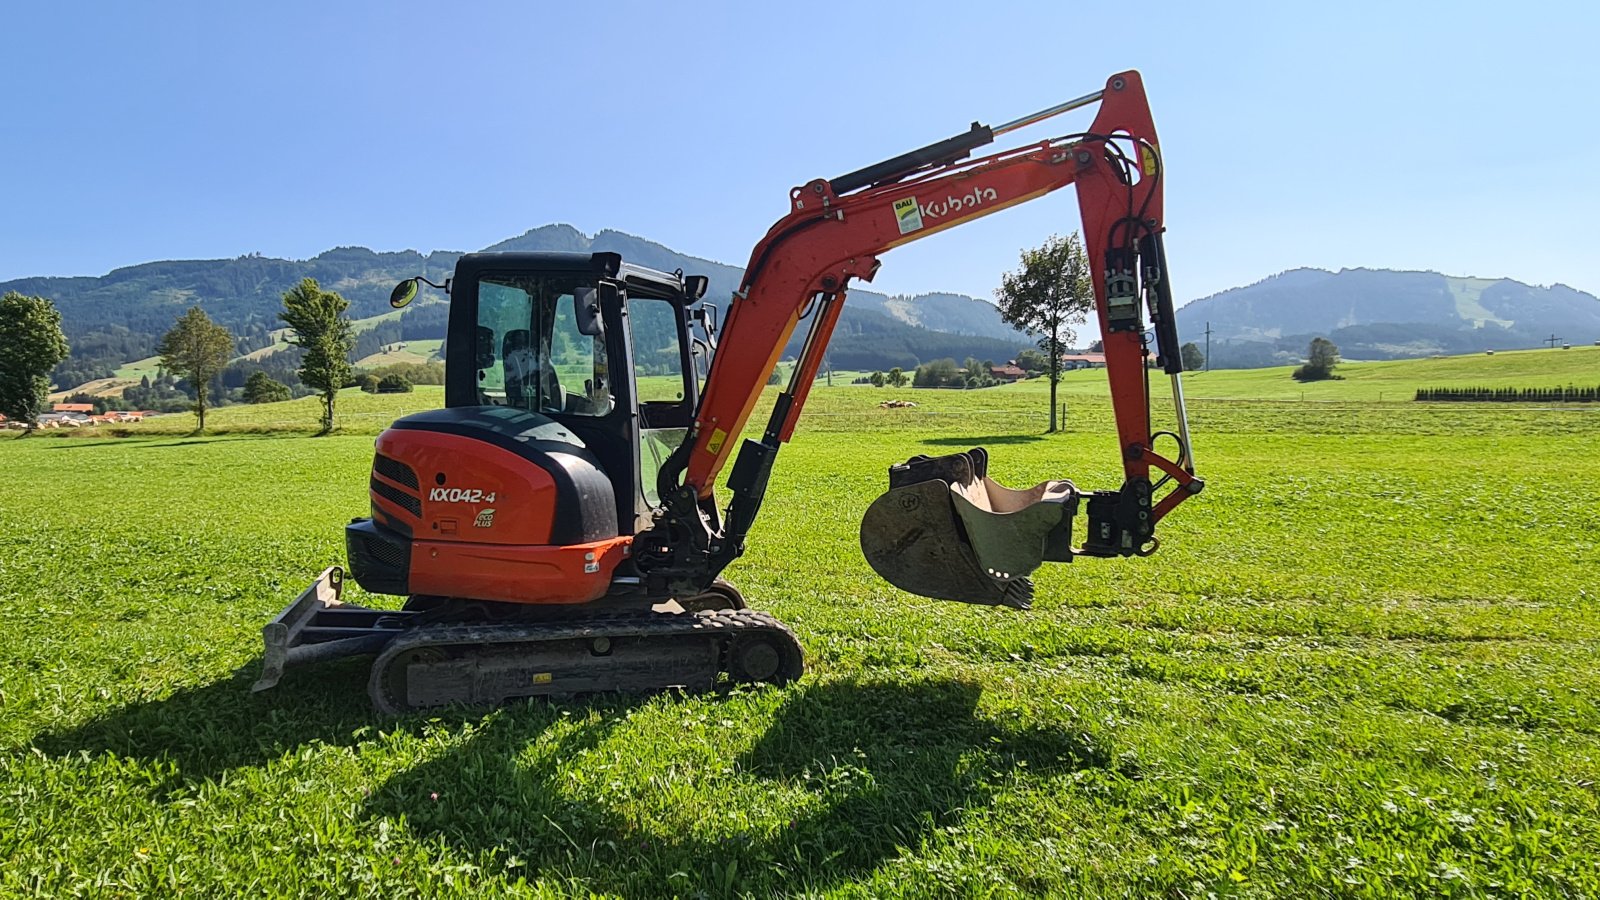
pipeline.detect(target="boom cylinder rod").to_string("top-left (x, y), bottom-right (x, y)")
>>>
top-left (992, 89), bottom-right (1105, 137)
top-left (1169, 372), bottom-right (1195, 473)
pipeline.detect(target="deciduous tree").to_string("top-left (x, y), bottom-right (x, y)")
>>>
top-left (280, 278), bottom-right (354, 433)
top-left (376, 373), bottom-right (414, 394)
top-left (0, 291), bottom-right (70, 431)
top-left (994, 232), bottom-right (1093, 432)
top-left (1015, 348), bottom-right (1048, 376)
top-left (1180, 341), bottom-right (1205, 372)
top-left (158, 307), bottom-right (235, 432)
top-left (1292, 336), bottom-right (1341, 382)
top-left (243, 371), bottom-right (292, 404)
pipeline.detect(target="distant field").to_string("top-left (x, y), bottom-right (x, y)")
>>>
top-left (1081, 344), bottom-right (1600, 402)
top-left (354, 338), bottom-right (444, 368)
top-left (4, 374), bottom-right (1599, 895)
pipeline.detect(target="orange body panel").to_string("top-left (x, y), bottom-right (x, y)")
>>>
top-left (409, 535), bottom-right (632, 605)
top-left (373, 429), bottom-right (558, 545)
top-left (366, 427), bottom-right (631, 605)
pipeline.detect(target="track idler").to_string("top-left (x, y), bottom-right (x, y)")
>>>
top-left (859, 448), bottom-right (1077, 609)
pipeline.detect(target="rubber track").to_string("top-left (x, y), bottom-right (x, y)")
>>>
top-left (367, 608), bottom-right (802, 714)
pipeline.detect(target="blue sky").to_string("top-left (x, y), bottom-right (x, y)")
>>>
top-left (3, 0), bottom-right (1596, 308)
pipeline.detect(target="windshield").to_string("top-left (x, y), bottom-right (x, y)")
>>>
top-left (475, 274), bottom-right (612, 416)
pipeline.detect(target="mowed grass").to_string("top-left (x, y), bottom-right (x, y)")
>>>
top-left (1065, 344), bottom-right (1600, 402)
top-left (3, 376), bottom-right (1600, 896)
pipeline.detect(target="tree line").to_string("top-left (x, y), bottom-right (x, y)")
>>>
top-left (1415, 386), bottom-right (1600, 403)
top-left (1, 278), bottom-right (438, 434)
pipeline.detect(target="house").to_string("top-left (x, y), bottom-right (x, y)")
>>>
top-left (52, 403), bottom-right (95, 414)
top-left (989, 364), bottom-right (1027, 383)
top-left (1061, 353), bottom-right (1107, 370)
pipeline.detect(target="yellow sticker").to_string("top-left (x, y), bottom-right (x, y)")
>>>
top-left (532, 672), bottom-right (553, 685)
top-left (893, 197), bottom-right (924, 235)
top-left (1139, 144), bottom-right (1159, 177)
top-left (706, 428), bottom-right (728, 455)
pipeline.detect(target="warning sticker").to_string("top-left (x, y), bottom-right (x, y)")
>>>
top-left (893, 197), bottom-right (924, 235)
top-left (706, 427), bottom-right (728, 455)
top-left (1139, 144), bottom-right (1159, 178)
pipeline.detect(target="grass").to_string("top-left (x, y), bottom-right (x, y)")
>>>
top-left (1084, 344), bottom-right (1600, 402)
top-left (3, 370), bottom-right (1600, 896)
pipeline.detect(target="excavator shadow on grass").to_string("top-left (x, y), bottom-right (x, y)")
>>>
top-left (27, 673), bottom-right (1117, 894)
top-left (22, 659), bottom-right (527, 789)
top-left (363, 679), bottom-right (1118, 895)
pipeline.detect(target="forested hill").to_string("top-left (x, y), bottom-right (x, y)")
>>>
top-left (1175, 268), bottom-right (1600, 367)
top-left (3, 225), bottom-right (1031, 388)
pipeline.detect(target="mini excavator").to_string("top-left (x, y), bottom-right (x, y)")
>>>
top-left (254, 71), bottom-right (1202, 714)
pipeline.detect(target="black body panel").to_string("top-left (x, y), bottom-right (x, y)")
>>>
top-left (346, 518), bottom-right (410, 595)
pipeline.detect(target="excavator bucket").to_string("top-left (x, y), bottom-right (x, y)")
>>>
top-left (859, 449), bottom-right (1077, 609)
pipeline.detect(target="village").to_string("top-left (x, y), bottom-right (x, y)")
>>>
top-left (1, 403), bottom-right (162, 430)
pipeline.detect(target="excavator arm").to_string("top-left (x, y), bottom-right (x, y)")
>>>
top-left (637, 71), bottom-right (1203, 604)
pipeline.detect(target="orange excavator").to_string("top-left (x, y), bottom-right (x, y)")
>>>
top-left (254, 71), bottom-right (1202, 713)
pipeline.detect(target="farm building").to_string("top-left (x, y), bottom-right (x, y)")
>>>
top-left (1061, 353), bottom-right (1107, 370)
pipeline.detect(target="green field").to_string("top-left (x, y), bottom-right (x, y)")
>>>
top-left (1067, 344), bottom-right (1600, 402)
top-left (3, 366), bottom-right (1600, 896)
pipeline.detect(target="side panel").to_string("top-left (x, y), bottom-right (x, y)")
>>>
top-left (375, 430), bottom-right (561, 546)
top-left (408, 536), bottom-right (632, 604)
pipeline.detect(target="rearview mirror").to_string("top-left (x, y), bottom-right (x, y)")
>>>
top-left (390, 278), bottom-right (420, 309)
top-left (575, 286), bottom-right (608, 337)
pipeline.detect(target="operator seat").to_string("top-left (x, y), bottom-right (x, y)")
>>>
top-left (502, 329), bottom-right (561, 411)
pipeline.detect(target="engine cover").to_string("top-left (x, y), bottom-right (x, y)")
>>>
top-left (350, 406), bottom-right (627, 604)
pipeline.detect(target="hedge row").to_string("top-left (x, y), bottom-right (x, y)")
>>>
top-left (1415, 386), bottom-right (1600, 402)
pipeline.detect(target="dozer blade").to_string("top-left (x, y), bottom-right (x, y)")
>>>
top-left (859, 448), bottom-right (1076, 609)
top-left (252, 566), bottom-right (408, 692)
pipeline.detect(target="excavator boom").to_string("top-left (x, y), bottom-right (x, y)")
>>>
top-left (636, 70), bottom-right (1202, 605)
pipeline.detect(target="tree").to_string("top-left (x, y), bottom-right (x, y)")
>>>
top-left (1292, 336), bottom-right (1342, 382)
top-left (1087, 338), bottom-right (1104, 353)
top-left (280, 278), bottom-right (354, 433)
top-left (869, 371), bottom-right (886, 388)
top-left (0, 292), bottom-right (70, 430)
top-left (914, 357), bottom-right (960, 388)
top-left (376, 373), bottom-right (414, 394)
top-left (243, 371), bottom-right (292, 404)
top-left (158, 307), bottom-right (235, 432)
top-left (1181, 342), bottom-right (1205, 372)
top-left (887, 367), bottom-right (907, 388)
top-left (357, 372), bottom-right (381, 393)
top-left (1015, 348), bottom-right (1048, 375)
top-left (994, 232), bottom-right (1093, 432)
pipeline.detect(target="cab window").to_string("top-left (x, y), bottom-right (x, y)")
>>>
top-left (475, 274), bottom-right (612, 416)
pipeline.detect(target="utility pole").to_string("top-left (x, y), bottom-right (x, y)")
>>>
top-left (1546, 333), bottom-right (1562, 349)
top-left (1204, 321), bottom-right (1213, 372)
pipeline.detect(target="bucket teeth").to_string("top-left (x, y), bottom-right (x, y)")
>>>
top-left (859, 449), bottom-right (1076, 608)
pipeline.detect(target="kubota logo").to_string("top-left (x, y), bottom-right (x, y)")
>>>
top-left (893, 187), bottom-right (1001, 235)
top-left (916, 187), bottom-right (1000, 220)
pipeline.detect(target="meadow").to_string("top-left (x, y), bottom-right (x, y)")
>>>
top-left (3, 364), bottom-right (1599, 897)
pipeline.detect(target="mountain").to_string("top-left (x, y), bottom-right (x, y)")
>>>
top-left (1, 225), bottom-right (1031, 389)
top-left (1176, 268), bottom-right (1600, 367)
top-left (484, 226), bottom-right (1028, 342)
